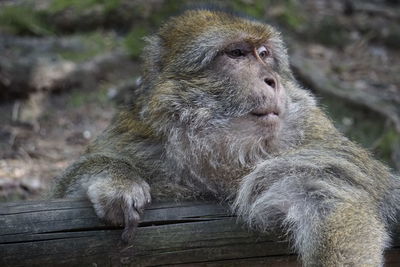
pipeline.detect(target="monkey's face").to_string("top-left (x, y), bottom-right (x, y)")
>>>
top-left (144, 10), bottom-right (293, 143)
top-left (208, 39), bottom-right (287, 137)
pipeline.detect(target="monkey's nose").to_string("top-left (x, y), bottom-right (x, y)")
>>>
top-left (264, 78), bottom-right (276, 89)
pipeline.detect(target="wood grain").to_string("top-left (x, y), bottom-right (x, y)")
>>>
top-left (0, 199), bottom-right (399, 266)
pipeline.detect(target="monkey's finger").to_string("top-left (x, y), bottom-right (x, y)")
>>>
top-left (133, 184), bottom-right (151, 212)
top-left (121, 196), bottom-right (140, 243)
top-left (143, 182), bottom-right (152, 205)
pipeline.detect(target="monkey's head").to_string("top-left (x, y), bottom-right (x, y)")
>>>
top-left (141, 10), bottom-right (312, 155)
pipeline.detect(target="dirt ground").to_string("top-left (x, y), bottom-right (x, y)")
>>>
top-left (0, 91), bottom-right (116, 201)
top-left (0, 0), bottom-right (399, 202)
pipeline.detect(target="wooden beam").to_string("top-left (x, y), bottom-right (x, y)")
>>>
top-left (0, 199), bottom-right (399, 266)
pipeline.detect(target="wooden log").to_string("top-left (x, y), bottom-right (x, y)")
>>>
top-left (0, 199), bottom-right (399, 267)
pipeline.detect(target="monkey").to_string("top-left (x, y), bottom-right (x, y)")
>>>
top-left (52, 9), bottom-right (400, 266)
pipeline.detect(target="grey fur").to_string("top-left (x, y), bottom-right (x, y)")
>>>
top-left (53, 10), bottom-right (400, 266)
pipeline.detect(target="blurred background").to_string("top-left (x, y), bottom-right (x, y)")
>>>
top-left (0, 0), bottom-right (399, 201)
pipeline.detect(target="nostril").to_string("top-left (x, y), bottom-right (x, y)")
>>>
top-left (264, 78), bottom-right (276, 89)
top-left (264, 78), bottom-right (276, 88)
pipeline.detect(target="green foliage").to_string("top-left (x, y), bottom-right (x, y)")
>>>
top-left (311, 17), bottom-right (350, 47)
top-left (67, 87), bottom-right (109, 108)
top-left (231, 0), bottom-right (305, 31)
top-left (382, 25), bottom-right (400, 49)
top-left (375, 127), bottom-right (400, 166)
top-left (124, 27), bottom-right (149, 59)
top-left (58, 32), bottom-right (119, 62)
top-left (147, 1), bottom-right (182, 26)
top-left (274, 0), bottom-right (305, 31)
top-left (319, 91), bottom-right (400, 168)
top-left (50, 0), bottom-right (121, 13)
top-left (123, 1), bottom-right (182, 58)
top-left (68, 90), bottom-right (86, 107)
top-left (0, 5), bottom-right (52, 36)
top-left (321, 93), bottom-right (385, 147)
top-left (232, 0), bottom-right (267, 19)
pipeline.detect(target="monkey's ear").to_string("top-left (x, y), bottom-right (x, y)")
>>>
top-left (142, 35), bottom-right (164, 81)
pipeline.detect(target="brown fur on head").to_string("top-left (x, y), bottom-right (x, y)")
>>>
top-left (140, 10), bottom-right (309, 148)
top-left (142, 10), bottom-right (291, 78)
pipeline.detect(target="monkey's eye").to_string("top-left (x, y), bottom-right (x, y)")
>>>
top-left (257, 46), bottom-right (270, 59)
top-left (227, 49), bottom-right (245, 58)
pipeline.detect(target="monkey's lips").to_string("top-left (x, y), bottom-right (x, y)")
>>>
top-left (250, 108), bottom-right (280, 124)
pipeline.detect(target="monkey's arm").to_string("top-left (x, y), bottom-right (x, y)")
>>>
top-left (52, 113), bottom-right (161, 241)
top-left (234, 149), bottom-right (392, 266)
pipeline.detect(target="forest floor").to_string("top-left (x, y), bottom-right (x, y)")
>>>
top-left (0, 90), bottom-right (116, 200)
top-left (0, 0), bottom-right (399, 201)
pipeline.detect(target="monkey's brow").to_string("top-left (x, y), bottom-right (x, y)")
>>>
top-left (224, 41), bottom-right (253, 52)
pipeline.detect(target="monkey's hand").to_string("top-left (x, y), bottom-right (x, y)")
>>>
top-left (87, 173), bottom-right (151, 243)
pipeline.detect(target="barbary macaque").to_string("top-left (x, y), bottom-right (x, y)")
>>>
top-left (53, 9), bottom-right (400, 266)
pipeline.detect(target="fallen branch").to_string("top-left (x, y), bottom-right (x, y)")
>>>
top-left (1, 199), bottom-right (400, 266)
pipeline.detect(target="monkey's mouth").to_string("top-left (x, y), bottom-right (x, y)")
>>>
top-left (250, 108), bottom-right (280, 119)
top-left (249, 108), bottom-right (281, 126)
